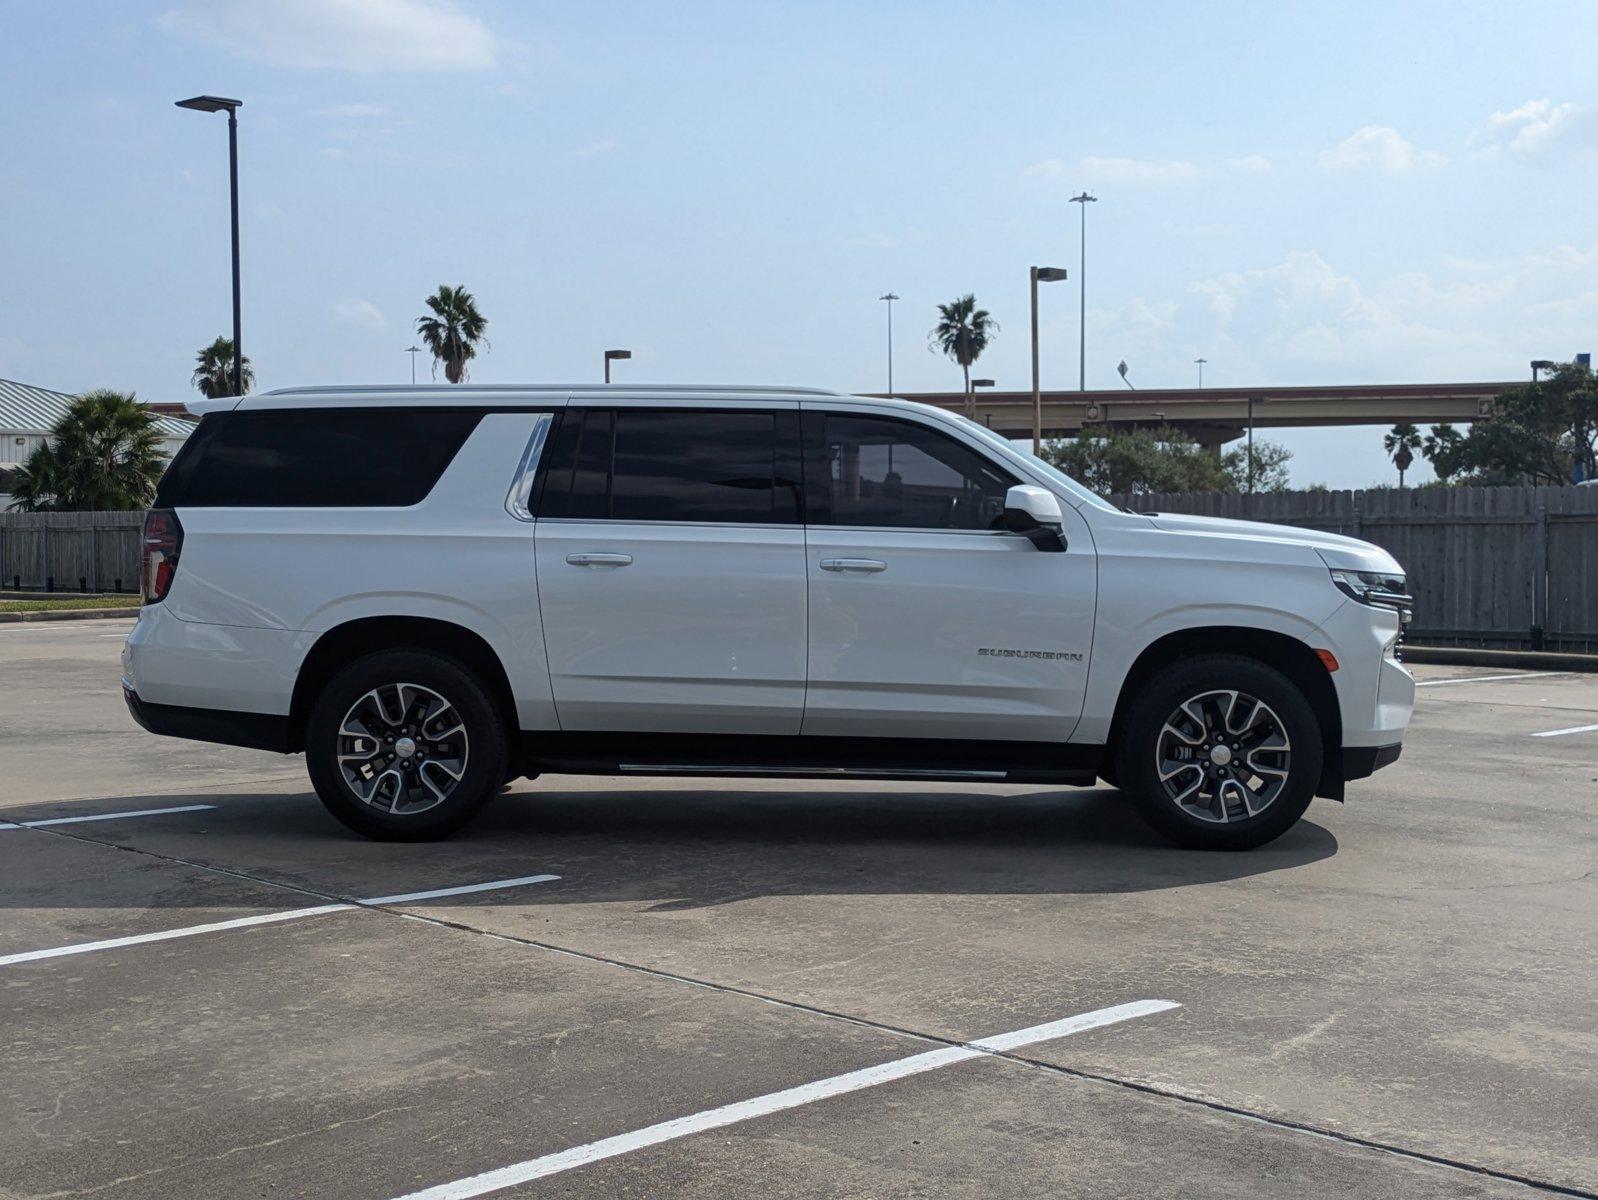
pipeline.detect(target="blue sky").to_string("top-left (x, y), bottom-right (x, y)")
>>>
top-left (5, 0), bottom-right (1598, 486)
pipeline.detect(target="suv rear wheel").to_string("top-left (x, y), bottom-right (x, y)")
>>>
top-left (306, 649), bottom-right (509, 841)
top-left (1115, 654), bottom-right (1322, 851)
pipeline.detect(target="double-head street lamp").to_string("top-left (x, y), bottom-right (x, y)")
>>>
top-left (175, 95), bottom-right (244, 397)
top-left (604, 348), bottom-right (632, 383)
top-left (1030, 267), bottom-right (1068, 453)
top-left (1195, 357), bottom-right (1208, 388)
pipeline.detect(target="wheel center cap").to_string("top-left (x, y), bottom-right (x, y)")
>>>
top-left (394, 736), bottom-right (417, 759)
top-left (1209, 744), bottom-right (1233, 767)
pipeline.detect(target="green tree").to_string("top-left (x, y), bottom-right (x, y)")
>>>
top-left (1441, 364), bottom-right (1598, 484)
top-left (1420, 424), bottom-right (1467, 482)
top-left (417, 284), bottom-right (489, 383)
top-left (191, 336), bottom-right (254, 398)
top-left (928, 295), bottom-right (997, 418)
top-left (7, 390), bottom-right (165, 512)
top-left (1383, 422), bottom-right (1423, 488)
top-left (1223, 439), bottom-right (1293, 493)
top-left (1044, 426), bottom-right (1293, 496)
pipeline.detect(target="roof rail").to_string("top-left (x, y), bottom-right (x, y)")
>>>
top-left (259, 383), bottom-right (846, 398)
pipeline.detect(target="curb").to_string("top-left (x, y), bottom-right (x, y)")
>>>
top-left (0, 608), bottom-right (140, 624)
top-left (1402, 644), bottom-right (1598, 673)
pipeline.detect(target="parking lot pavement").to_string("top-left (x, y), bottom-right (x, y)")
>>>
top-left (2, 623), bottom-right (1595, 1198)
top-left (0, 618), bottom-right (303, 809)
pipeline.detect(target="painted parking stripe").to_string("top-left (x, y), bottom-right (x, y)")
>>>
top-left (1531, 722), bottom-right (1598, 738)
top-left (0, 904), bottom-right (353, 966)
top-left (388, 999), bottom-right (1180, 1200)
top-left (363, 875), bottom-right (562, 905)
top-left (0, 804), bottom-right (216, 830)
top-left (1414, 672), bottom-right (1570, 688)
top-left (0, 874), bottom-right (561, 969)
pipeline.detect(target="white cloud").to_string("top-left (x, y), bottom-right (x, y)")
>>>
top-left (1096, 243), bottom-right (1598, 389)
top-left (334, 297), bottom-right (388, 333)
top-left (574, 139), bottom-right (617, 157)
top-left (1318, 125), bottom-right (1445, 172)
top-left (1226, 154), bottom-right (1272, 173)
top-left (1472, 98), bottom-right (1598, 159)
top-left (161, 0), bottom-right (499, 72)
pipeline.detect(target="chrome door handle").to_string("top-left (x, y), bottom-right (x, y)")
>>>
top-left (566, 552), bottom-right (633, 568)
top-left (819, 557), bottom-right (887, 573)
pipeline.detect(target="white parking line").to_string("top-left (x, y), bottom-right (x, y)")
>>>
top-left (1414, 672), bottom-right (1571, 688)
top-left (0, 874), bottom-right (561, 968)
top-left (0, 804), bottom-right (216, 830)
top-left (1531, 722), bottom-right (1598, 738)
top-left (0, 904), bottom-right (353, 966)
top-left (387, 999), bottom-right (1180, 1200)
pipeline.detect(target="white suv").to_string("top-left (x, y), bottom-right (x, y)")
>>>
top-left (123, 385), bottom-right (1414, 849)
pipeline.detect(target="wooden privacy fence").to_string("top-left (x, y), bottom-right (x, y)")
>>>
top-left (1108, 486), bottom-right (1598, 653)
top-left (4, 489), bottom-right (1596, 650)
top-left (0, 511), bottom-right (145, 594)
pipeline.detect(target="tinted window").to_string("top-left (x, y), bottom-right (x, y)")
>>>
top-left (538, 409), bottom-right (799, 523)
top-left (811, 413), bottom-right (1016, 530)
top-left (155, 408), bottom-right (484, 508)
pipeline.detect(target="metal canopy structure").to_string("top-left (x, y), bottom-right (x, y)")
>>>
top-left (883, 380), bottom-right (1515, 447)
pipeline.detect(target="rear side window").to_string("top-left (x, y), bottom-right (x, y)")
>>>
top-left (539, 408), bottom-right (800, 523)
top-left (155, 408), bottom-right (484, 508)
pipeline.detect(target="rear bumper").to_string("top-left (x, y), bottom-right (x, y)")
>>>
top-left (123, 685), bottom-right (294, 754)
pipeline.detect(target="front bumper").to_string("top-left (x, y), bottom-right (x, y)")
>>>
top-left (1343, 742), bottom-right (1402, 780)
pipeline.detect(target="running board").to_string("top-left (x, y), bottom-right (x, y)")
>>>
top-left (619, 764), bottom-right (1009, 780)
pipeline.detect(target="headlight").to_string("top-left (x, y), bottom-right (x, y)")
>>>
top-left (1330, 569), bottom-right (1413, 622)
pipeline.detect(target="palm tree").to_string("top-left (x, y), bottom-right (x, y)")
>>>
top-left (191, 336), bottom-right (254, 398)
top-left (417, 285), bottom-right (489, 383)
top-left (7, 390), bottom-right (165, 512)
top-left (928, 295), bottom-right (998, 418)
top-left (1384, 422), bottom-right (1423, 488)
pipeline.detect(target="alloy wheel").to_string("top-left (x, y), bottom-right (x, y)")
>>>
top-left (1154, 689), bottom-right (1291, 823)
top-left (336, 682), bottom-right (470, 814)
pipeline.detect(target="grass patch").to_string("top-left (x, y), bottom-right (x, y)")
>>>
top-left (0, 595), bottom-right (139, 613)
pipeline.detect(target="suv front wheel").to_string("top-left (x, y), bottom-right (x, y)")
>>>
top-left (306, 649), bottom-right (509, 841)
top-left (1115, 654), bottom-right (1323, 851)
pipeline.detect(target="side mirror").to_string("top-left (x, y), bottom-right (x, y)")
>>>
top-left (1002, 485), bottom-right (1067, 552)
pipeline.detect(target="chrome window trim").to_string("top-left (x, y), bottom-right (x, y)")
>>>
top-left (504, 413), bottom-right (555, 522)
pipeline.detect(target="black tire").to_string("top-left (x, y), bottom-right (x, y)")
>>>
top-left (1115, 654), bottom-right (1322, 851)
top-left (305, 649), bottom-right (509, 841)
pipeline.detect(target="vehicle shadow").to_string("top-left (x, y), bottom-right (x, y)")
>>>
top-left (0, 783), bottom-right (1339, 911)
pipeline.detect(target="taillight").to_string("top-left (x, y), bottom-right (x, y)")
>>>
top-left (140, 509), bottom-right (183, 605)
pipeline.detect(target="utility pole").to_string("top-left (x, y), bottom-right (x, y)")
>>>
top-left (879, 293), bottom-right (899, 396)
top-left (1069, 192), bottom-right (1097, 391)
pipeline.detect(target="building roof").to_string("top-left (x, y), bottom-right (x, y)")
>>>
top-left (0, 377), bottom-right (196, 439)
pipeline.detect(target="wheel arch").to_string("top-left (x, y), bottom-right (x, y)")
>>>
top-left (1105, 626), bottom-right (1346, 800)
top-left (288, 616), bottom-right (518, 753)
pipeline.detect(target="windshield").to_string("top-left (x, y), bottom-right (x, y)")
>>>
top-left (954, 417), bottom-right (1120, 512)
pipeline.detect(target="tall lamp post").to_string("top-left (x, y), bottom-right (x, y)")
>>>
top-left (1069, 191), bottom-right (1097, 391)
top-left (176, 95), bottom-right (244, 397)
top-left (879, 293), bottom-right (900, 396)
top-left (1195, 357), bottom-right (1207, 388)
top-left (406, 345), bottom-right (421, 385)
top-left (603, 348), bottom-right (632, 383)
top-left (972, 378), bottom-right (996, 425)
top-left (1029, 266), bottom-right (1068, 453)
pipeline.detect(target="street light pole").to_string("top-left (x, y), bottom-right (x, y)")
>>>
top-left (604, 348), bottom-right (632, 384)
top-left (406, 345), bottom-right (421, 385)
top-left (1069, 192), bottom-right (1097, 391)
top-left (1029, 266), bottom-right (1068, 454)
top-left (879, 293), bottom-right (899, 397)
top-left (1195, 357), bottom-right (1207, 388)
top-left (176, 95), bottom-right (245, 396)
